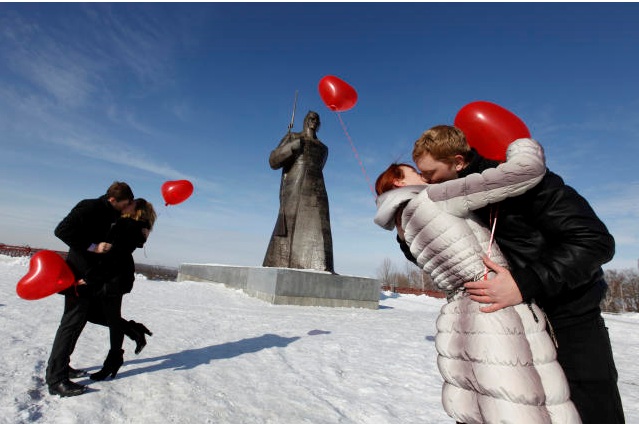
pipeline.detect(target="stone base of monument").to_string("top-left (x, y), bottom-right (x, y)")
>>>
top-left (177, 264), bottom-right (380, 309)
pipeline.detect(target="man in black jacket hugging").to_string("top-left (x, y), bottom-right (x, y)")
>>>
top-left (46, 182), bottom-right (134, 397)
top-left (398, 125), bottom-right (624, 424)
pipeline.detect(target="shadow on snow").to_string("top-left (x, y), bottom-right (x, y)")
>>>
top-left (106, 333), bottom-right (302, 379)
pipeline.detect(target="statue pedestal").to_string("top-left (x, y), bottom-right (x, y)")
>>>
top-left (177, 264), bottom-right (380, 309)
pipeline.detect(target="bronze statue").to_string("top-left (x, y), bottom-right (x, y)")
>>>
top-left (263, 111), bottom-right (335, 273)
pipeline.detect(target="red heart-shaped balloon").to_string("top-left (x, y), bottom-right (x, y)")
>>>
top-left (454, 101), bottom-right (531, 162)
top-left (318, 75), bottom-right (358, 112)
top-left (161, 180), bottom-right (194, 206)
top-left (16, 250), bottom-right (75, 300)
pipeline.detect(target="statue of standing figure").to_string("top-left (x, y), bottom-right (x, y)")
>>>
top-left (263, 111), bottom-right (335, 273)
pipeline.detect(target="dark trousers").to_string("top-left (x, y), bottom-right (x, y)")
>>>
top-left (86, 296), bottom-right (130, 350)
top-left (554, 313), bottom-right (625, 424)
top-left (45, 294), bottom-right (90, 385)
top-left (101, 295), bottom-right (124, 352)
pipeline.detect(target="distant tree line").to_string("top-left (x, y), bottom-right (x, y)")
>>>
top-left (134, 263), bottom-right (178, 281)
top-left (377, 258), bottom-right (639, 313)
top-left (376, 258), bottom-right (443, 296)
top-left (600, 268), bottom-right (639, 313)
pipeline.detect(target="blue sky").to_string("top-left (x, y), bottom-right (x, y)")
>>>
top-left (1, 3), bottom-right (638, 277)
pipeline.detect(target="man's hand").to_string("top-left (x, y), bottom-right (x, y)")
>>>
top-left (464, 256), bottom-right (523, 313)
top-left (95, 242), bottom-right (112, 253)
top-left (77, 279), bottom-right (87, 285)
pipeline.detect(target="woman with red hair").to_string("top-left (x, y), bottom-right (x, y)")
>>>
top-left (375, 138), bottom-right (581, 424)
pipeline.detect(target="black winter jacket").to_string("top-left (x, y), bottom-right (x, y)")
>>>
top-left (86, 217), bottom-right (149, 296)
top-left (399, 149), bottom-right (615, 327)
top-left (54, 195), bottom-right (120, 290)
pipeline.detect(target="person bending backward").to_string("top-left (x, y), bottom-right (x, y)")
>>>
top-left (82, 198), bottom-right (156, 381)
top-left (403, 125), bottom-right (624, 424)
top-left (375, 138), bottom-right (581, 424)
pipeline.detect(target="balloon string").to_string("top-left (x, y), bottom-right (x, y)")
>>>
top-left (483, 204), bottom-right (499, 280)
top-left (335, 111), bottom-right (377, 199)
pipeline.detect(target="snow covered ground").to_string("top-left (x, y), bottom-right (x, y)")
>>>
top-left (1, 254), bottom-right (637, 423)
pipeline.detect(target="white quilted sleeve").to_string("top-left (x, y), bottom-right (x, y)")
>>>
top-left (425, 138), bottom-right (546, 217)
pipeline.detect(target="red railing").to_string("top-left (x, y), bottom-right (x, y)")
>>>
top-left (0, 243), bottom-right (67, 259)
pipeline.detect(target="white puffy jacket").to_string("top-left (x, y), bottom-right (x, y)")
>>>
top-left (374, 139), bottom-right (581, 424)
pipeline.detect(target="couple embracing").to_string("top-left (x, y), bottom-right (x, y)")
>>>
top-left (374, 125), bottom-right (624, 424)
top-left (46, 182), bottom-right (156, 397)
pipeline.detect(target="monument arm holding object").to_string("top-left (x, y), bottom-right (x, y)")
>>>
top-left (269, 90), bottom-right (301, 170)
top-left (269, 134), bottom-right (302, 170)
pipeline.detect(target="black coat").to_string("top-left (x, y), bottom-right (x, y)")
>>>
top-left (54, 195), bottom-right (120, 294)
top-left (399, 149), bottom-right (615, 327)
top-left (86, 217), bottom-right (149, 296)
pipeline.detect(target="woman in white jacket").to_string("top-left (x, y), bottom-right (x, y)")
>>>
top-left (374, 138), bottom-right (581, 424)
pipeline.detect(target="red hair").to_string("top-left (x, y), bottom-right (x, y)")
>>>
top-left (375, 163), bottom-right (417, 195)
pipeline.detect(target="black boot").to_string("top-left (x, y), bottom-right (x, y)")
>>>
top-left (124, 320), bottom-right (152, 354)
top-left (68, 366), bottom-right (88, 379)
top-left (90, 349), bottom-right (124, 381)
top-left (48, 379), bottom-right (87, 397)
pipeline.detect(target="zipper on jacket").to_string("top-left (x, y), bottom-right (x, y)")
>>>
top-left (541, 307), bottom-right (559, 349)
top-left (529, 302), bottom-right (559, 348)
